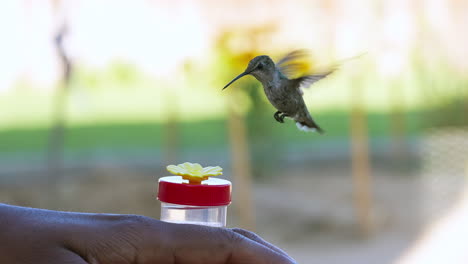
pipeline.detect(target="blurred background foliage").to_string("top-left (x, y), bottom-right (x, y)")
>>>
top-left (1, 0), bottom-right (468, 263)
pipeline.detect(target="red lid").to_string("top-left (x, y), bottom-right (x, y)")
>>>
top-left (158, 176), bottom-right (232, 206)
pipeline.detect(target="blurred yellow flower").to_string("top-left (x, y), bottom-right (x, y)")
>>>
top-left (167, 162), bottom-right (223, 183)
top-left (280, 55), bottom-right (315, 78)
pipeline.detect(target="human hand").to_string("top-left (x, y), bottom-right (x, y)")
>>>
top-left (0, 204), bottom-right (296, 264)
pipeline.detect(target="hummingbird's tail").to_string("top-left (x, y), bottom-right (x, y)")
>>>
top-left (296, 118), bottom-right (324, 134)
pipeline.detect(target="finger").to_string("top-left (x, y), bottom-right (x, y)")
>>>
top-left (157, 222), bottom-right (296, 264)
top-left (229, 232), bottom-right (297, 264)
top-left (230, 228), bottom-right (293, 260)
top-left (36, 249), bottom-right (88, 264)
top-left (151, 223), bottom-right (236, 264)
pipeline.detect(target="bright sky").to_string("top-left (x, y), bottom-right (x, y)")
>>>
top-left (0, 0), bottom-right (210, 92)
top-left (1, 0), bottom-right (466, 89)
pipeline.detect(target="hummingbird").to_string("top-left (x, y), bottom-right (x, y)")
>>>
top-left (223, 50), bottom-right (335, 133)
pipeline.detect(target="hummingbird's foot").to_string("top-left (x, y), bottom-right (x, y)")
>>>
top-left (279, 113), bottom-right (287, 123)
top-left (274, 111), bottom-right (285, 123)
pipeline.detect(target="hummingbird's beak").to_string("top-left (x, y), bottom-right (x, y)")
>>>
top-left (222, 71), bottom-right (249, 90)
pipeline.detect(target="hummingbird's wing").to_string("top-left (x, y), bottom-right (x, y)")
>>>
top-left (275, 50), bottom-right (310, 78)
top-left (293, 70), bottom-right (335, 90)
top-left (277, 50), bottom-right (337, 94)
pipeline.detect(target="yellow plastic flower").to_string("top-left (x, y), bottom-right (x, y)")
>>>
top-left (167, 162), bottom-right (223, 184)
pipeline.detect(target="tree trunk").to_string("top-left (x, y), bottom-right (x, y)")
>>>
top-left (350, 79), bottom-right (374, 237)
top-left (227, 95), bottom-right (255, 230)
top-left (47, 24), bottom-right (70, 186)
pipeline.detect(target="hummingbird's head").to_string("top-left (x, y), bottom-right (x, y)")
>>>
top-left (223, 55), bottom-right (275, 90)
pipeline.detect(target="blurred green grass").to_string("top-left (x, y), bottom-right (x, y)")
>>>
top-left (0, 111), bottom-right (423, 155)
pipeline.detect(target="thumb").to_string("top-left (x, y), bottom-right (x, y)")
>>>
top-left (228, 230), bottom-right (297, 264)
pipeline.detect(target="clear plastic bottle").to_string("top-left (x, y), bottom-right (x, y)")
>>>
top-left (158, 176), bottom-right (231, 227)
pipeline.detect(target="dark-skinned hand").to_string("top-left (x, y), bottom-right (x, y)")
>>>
top-left (0, 204), bottom-right (296, 264)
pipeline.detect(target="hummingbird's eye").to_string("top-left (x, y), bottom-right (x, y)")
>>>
top-left (257, 63), bottom-right (264, 70)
